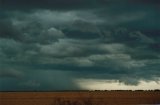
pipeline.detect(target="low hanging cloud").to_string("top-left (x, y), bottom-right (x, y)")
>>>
top-left (0, 1), bottom-right (160, 90)
top-left (0, 69), bottom-right (23, 78)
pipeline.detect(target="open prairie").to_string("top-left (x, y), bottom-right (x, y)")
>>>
top-left (0, 91), bottom-right (160, 105)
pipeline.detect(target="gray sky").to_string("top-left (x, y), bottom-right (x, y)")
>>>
top-left (0, 0), bottom-right (160, 91)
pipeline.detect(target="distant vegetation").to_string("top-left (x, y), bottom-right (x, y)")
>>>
top-left (53, 90), bottom-right (160, 92)
top-left (52, 97), bottom-right (94, 105)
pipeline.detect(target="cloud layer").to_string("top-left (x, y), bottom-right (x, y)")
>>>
top-left (0, 0), bottom-right (160, 91)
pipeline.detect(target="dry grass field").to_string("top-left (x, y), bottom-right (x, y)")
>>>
top-left (0, 91), bottom-right (160, 105)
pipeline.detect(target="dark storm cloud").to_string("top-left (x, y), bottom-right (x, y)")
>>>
top-left (0, 69), bottom-right (23, 78)
top-left (0, 19), bottom-right (22, 40)
top-left (1, 0), bottom-right (159, 11)
top-left (106, 0), bottom-right (160, 4)
top-left (130, 0), bottom-right (160, 4)
top-left (0, 0), bottom-right (103, 10)
top-left (0, 0), bottom-right (160, 91)
top-left (0, 67), bottom-right (80, 91)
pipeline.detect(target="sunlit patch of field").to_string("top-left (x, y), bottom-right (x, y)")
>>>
top-left (0, 91), bottom-right (160, 105)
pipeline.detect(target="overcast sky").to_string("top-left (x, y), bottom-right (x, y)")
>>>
top-left (0, 0), bottom-right (160, 91)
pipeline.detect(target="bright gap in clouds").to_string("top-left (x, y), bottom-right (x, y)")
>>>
top-left (75, 79), bottom-right (160, 90)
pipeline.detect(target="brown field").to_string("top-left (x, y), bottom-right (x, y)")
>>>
top-left (0, 91), bottom-right (160, 105)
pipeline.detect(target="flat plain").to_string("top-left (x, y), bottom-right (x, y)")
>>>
top-left (0, 91), bottom-right (160, 105)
